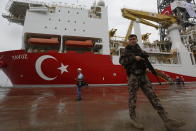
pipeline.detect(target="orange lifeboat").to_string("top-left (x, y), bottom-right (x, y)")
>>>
top-left (28, 38), bottom-right (59, 45)
top-left (64, 40), bottom-right (93, 47)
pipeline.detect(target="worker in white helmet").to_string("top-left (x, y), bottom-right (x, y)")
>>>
top-left (76, 68), bottom-right (84, 101)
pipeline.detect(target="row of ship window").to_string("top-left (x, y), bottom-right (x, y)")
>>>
top-left (48, 18), bottom-right (86, 24)
top-left (43, 26), bottom-right (86, 32)
top-left (50, 10), bottom-right (80, 14)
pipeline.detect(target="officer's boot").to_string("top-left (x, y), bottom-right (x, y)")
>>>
top-left (164, 118), bottom-right (186, 129)
top-left (158, 111), bottom-right (186, 129)
top-left (130, 119), bottom-right (144, 130)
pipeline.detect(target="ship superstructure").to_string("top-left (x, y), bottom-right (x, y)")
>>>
top-left (3, 0), bottom-right (110, 55)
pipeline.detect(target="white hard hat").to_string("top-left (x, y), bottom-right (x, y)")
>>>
top-left (77, 68), bottom-right (82, 71)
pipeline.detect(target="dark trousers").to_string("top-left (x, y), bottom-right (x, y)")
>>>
top-left (76, 81), bottom-right (83, 100)
top-left (76, 87), bottom-right (81, 100)
top-left (128, 74), bottom-right (168, 122)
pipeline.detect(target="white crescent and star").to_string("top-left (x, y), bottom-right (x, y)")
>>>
top-left (35, 55), bottom-right (69, 81)
top-left (163, 11), bottom-right (170, 15)
top-left (58, 63), bottom-right (69, 74)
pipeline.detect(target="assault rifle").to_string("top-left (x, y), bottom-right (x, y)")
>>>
top-left (140, 53), bottom-right (162, 85)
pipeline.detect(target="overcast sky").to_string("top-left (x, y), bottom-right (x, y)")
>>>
top-left (0, 0), bottom-right (159, 86)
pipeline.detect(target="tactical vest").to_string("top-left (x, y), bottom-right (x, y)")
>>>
top-left (119, 44), bottom-right (147, 76)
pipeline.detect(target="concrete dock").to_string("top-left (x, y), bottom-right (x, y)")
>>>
top-left (0, 84), bottom-right (196, 131)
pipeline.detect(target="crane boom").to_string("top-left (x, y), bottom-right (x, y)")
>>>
top-left (125, 21), bottom-right (134, 42)
top-left (122, 12), bottom-right (160, 29)
top-left (121, 8), bottom-right (177, 28)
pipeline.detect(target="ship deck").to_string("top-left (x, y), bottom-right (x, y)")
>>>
top-left (0, 84), bottom-right (196, 131)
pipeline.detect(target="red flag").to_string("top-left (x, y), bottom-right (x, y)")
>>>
top-left (161, 5), bottom-right (172, 16)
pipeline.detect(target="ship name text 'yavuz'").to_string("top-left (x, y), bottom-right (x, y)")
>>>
top-left (12, 54), bottom-right (28, 60)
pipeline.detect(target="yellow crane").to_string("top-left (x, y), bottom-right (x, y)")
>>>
top-left (109, 21), bottom-right (134, 43)
top-left (109, 28), bottom-right (117, 38)
top-left (109, 8), bottom-right (178, 47)
top-left (109, 22), bottom-right (151, 44)
top-left (125, 22), bottom-right (152, 43)
top-left (142, 33), bottom-right (151, 42)
top-left (124, 21), bottom-right (134, 42)
top-left (121, 8), bottom-right (177, 29)
top-left (125, 21), bottom-right (151, 43)
top-left (121, 8), bottom-right (179, 83)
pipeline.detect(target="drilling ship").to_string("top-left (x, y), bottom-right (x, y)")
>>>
top-left (0, 0), bottom-right (195, 87)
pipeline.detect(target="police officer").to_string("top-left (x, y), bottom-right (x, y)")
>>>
top-left (119, 34), bottom-right (185, 130)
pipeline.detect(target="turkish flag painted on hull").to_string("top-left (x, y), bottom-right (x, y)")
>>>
top-left (161, 5), bottom-right (172, 16)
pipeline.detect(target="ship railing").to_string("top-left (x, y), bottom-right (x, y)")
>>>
top-left (110, 49), bottom-right (181, 65)
top-left (29, 6), bottom-right (48, 12)
top-left (5, 0), bottom-right (13, 11)
top-left (47, 2), bottom-right (91, 9)
top-left (5, 0), bottom-right (45, 11)
top-left (5, 0), bottom-right (93, 14)
top-left (2, 13), bottom-right (25, 24)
